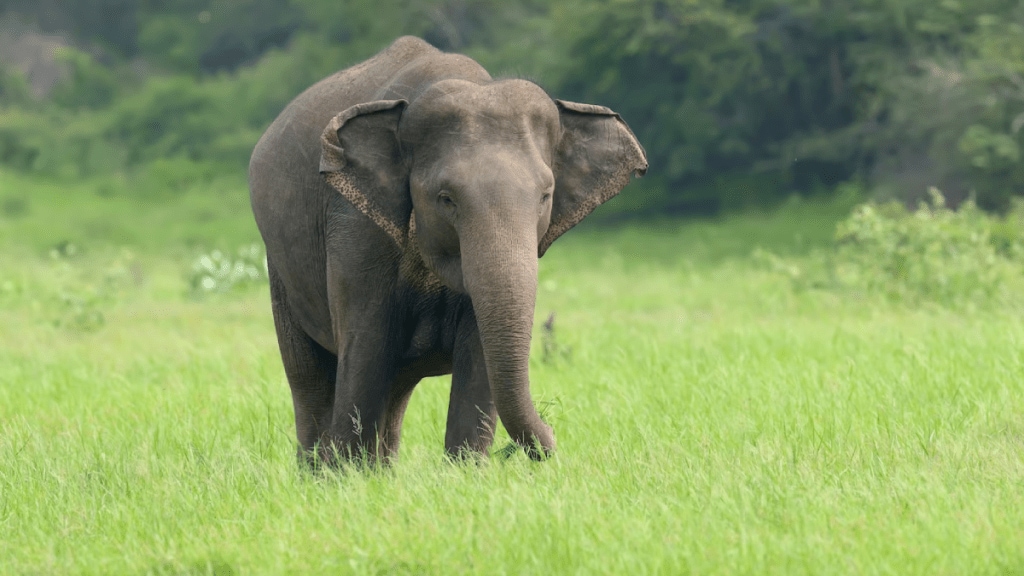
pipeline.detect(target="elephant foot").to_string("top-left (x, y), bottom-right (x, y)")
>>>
top-left (517, 423), bottom-right (556, 461)
top-left (295, 437), bottom-right (390, 470)
top-left (445, 443), bottom-right (491, 464)
top-left (489, 423), bottom-right (555, 461)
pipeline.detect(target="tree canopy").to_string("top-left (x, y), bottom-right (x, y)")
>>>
top-left (0, 0), bottom-right (1021, 212)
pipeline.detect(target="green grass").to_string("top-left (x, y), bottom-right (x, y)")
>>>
top-left (2, 171), bottom-right (1023, 574)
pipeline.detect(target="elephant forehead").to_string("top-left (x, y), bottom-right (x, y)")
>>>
top-left (427, 143), bottom-right (554, 187)
top-left (402, 79), bottom-right (559, 142)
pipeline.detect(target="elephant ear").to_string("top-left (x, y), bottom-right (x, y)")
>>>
top-left (540, 100), bottom-right (648, 256)
top-left (320, 99), bottom-right (411, 247)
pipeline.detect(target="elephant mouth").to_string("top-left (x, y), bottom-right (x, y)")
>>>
top-left (402, 211), bottom-right (463, 293)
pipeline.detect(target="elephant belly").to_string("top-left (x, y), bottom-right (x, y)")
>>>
top-left (398, 288), bottom-right (465, 379)
top-left (399, 351), bottom-right (453, 380)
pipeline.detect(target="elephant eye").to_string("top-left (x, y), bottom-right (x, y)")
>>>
top-left (437, 191), bottom-right (457, 218)
top-left (541, 192), bottom-right (552, 204)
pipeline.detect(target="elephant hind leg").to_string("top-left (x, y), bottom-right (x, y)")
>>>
top-left (269, 262), bottom-right (337, 461)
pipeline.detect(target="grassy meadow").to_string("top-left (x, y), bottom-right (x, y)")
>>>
top-left (1, 170), bottom-right (1023, 574)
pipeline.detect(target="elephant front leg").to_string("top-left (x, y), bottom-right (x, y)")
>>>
top-left (445, 309), bottom-right (497, 459)
top-left (323, 326), bottom-right (403, 464)
top-left (321, 267), bottom-right (408, 463)
top-left (319, 225), bottom-right (419, 464)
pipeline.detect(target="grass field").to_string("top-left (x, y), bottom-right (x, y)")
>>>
top-left (1, 171), bottom-right (1023, 574)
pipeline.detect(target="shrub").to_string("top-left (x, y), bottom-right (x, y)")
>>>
top-left (188, 244), bottom-right (268, 296)
top-left (756, 189), bottom-right (1024, 305)
top-left (106, 76), bottom-right (225, 164)
top-left (833, 189), bottom-right (1023, 303)
top-left (47, 245), bottom-right (140, 332)
top-left (0, 67), bottom-right (33, 107)
top-left (50, 47), bottom-right (120, 110)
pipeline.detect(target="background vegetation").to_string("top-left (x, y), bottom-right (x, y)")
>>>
top-left (2, 2), bottom-right (1023, 573)
top-left (1, 0), bottom-right (1022, 213)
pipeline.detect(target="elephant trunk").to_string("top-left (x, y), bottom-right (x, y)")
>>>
top-left (460, 219), bottom-right (555, 459)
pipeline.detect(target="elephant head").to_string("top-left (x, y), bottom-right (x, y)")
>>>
top-left (319, 79), bottom-right (647, 458)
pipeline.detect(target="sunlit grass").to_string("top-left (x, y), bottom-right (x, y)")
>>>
top-left (1, 174), bottom-right (1022, 574)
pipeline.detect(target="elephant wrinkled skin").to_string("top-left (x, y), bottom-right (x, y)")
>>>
top-left (248, 36), bottom-right (647, 464)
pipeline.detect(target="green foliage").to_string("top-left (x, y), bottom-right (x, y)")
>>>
top-left (0, 107), bottom-right (129, 177)
top-left (42, 245), bottom-right (140, 332)
top-left (755, 188), bottom-right (1024, 306)
top-left (958, 125), bottom-right (1021, 171)
top-left (188, 244), bottom-right (268, 296)
top-left (833, 189), bottom-right (1023, 303)
top-left (551, 0), bottom-right (859, 210)
top-left (1, 0), bottom-right (1023, 211)
top-left (137, 14), bottom-right (204, 73)
top-left (0, 67), bottom-right (32, 107)
top-left (0, 108), bottom-right (47, 171)
top-left (108, 76), bottom-right (223, 163)
top-left (858, 2), bottom-right (1024, 209)
top-left (193, 0), bottom-right (306, 72)
top-left (554, 0), bottom-right (1024, 210)
top-left (50, 47), bottom-right (120, 109)
top-left (4, 0), bottom-right (141, 55)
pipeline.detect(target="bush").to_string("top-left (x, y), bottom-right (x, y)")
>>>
top-left (756, 189), bottom-right (1024, 305)
top-left (46, 245), bottom-right (141, 332)
top-left (107, 76), bottom-right (226, 164)
top-left (833, 189), bottom-right (1023, 303)
top-left (50, 47), bottom-right (120, 110)
top-left (0, 68), bottom-right (33, 107)
top-left (0, 107), bottom-right (128, 178)
top-left (188, 244), bottom-right (268, 296)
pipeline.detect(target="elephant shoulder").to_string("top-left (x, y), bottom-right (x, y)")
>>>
top-left (249, 37), bottom-right (451, 191)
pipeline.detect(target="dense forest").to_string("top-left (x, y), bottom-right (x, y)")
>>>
top-left (1, 0), bottom-right (1022, 214)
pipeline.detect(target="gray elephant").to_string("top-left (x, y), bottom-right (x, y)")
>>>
top-left (249, 36), bottom-right (646, 463)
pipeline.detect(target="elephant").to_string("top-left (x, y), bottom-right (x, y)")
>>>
top-left (248, 36), bottom-right (647, 463)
